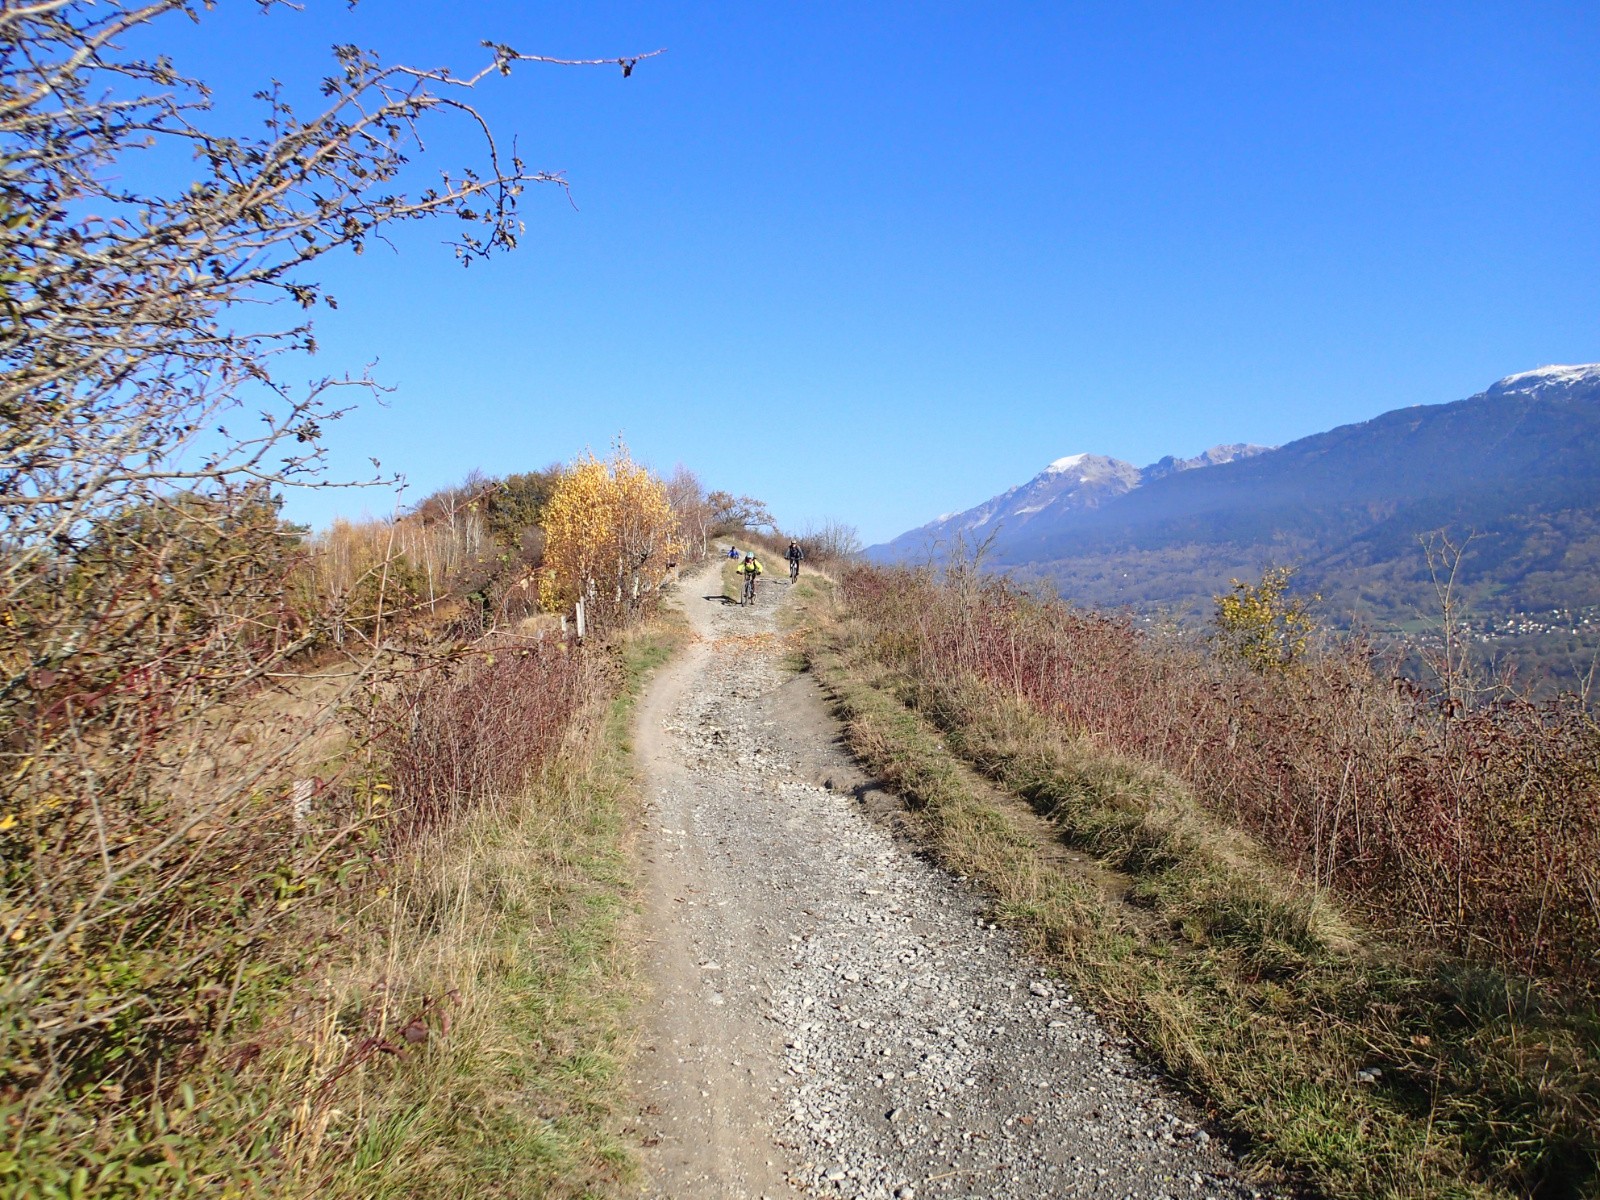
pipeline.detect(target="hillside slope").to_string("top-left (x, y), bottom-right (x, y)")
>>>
top-left (873, 366), bottom-right (1600, 635)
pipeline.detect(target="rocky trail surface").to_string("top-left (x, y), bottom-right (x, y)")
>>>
top-left (629, 558), bottom-right (1268, 1200)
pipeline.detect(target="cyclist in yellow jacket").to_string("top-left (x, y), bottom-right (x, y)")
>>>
top-left (739, 553), bottom-right (762, 606)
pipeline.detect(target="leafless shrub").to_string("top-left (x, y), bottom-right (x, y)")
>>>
top-left (380, 636), bottom-right (596, 838)
top-left (841, 562), bottom-right (1600, 991)
top-left (298, 485), bottom-right (549, 646)
top-left (707, 490), bottom-right (775, 535)
top-left (666, 466), bottom-right (716, 562)
top-left (799, 519), bottom-right (865, 563)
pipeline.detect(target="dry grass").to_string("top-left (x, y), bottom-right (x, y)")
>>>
top-left (843, 564), bottom-right (1600, 989)
top-left (0, 606), bottom-right (674, 1198)
top-left (272, 621), bottom-right (682, 1198)
top-left (284, 722), bottom-right (634, 1195)
top-left (801, 571), bottom-right (1600, 1200)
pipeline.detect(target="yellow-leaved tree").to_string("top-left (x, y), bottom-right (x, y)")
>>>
top-left (1212, 565), bottom-right (1320, 673)
top-left (540, 443), bottom-right (682, 629)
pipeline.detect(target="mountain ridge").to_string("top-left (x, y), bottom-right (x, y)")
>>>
top-left (868, 366), bottom-right (1600, 654)
top-left (878, 442), bottom-right (1271, 559)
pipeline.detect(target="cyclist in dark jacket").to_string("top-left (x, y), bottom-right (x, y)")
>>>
top-left (786, 540), bottom-right (804, 580)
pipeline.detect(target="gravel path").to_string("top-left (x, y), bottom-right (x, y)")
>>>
top-left (629, 558), bottom-right (1267, 1200)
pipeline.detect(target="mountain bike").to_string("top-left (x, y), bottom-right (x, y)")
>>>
top-left (788, 556), bottom-right (800, 582)
top-left (741, 572), bottom-right (757, 606)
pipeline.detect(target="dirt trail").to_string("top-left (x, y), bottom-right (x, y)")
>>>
top-left (628, 558), bottom-right (1266, 1200)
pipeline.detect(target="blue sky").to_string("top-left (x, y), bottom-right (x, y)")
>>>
top-left (152, 2), bottom-right (1599, 542)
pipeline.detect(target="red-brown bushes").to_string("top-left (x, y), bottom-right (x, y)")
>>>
top-left (380, 636), bottom-right (595, 838)
top-left (841, 563), bottom-right (1600, 990)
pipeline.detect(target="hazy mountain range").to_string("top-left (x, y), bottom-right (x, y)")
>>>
top-left (870, 365), bottom-right (1600, 679)
top-left (879, 443), bottom-right (1273, 556)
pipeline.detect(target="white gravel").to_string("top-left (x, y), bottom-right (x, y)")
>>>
top-left (632, 564), bottom-right (1270, 1199)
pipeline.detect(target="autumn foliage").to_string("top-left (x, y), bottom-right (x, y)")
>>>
top-left (539, 445), bottom-right (682, 631)
top-left (1212, 565), bottom-right (1319, 673)
top-left (0, 0), bottom-right (652, 1184)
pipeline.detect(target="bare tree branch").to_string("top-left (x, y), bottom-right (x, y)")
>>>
top-left (0, 1), bottom-right (657, 1172)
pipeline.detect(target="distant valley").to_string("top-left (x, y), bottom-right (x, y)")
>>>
top-left (870, 365), bottom-right (1600, 691)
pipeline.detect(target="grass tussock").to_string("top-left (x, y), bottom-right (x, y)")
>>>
top-left (801, 568), bottom-right (1600, 1200)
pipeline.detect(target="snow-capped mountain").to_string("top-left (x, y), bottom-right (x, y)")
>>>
top-left (867, 366), bottom-right (1600, 639)
top-left (873, 444), bottom-right (1267, 559)
top-left (1485, 363), bottom-right (1600, 398)
top-left (924, 453), bottom-right (1141, 536)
